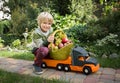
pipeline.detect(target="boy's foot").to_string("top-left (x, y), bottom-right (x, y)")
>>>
top-left (33, 64), bottom-right (43, 75)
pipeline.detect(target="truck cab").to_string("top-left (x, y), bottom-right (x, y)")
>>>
top-left (70, 46), bottom-right (99, 75)
top-left (71, 46), bottom-right (98, 67)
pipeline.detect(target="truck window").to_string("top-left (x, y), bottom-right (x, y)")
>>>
top-left (78, 56), bottom-right (84, 61)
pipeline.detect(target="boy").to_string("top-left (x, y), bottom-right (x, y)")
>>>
top-left (32, 12), bottom-right (54, 75)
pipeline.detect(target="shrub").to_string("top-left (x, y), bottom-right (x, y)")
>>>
top-left (12, 39), bottom-right (21, 48)
top-left (64, 24), bottom-right (87, 44)
top-left (0, 20), bottom-right (11, 35)
top-left (1, 34), bottom-right (20, 46)
top-left (52, 13), bottom-right (79, 30)
top-left (0, 37), bottom-right (4, 48)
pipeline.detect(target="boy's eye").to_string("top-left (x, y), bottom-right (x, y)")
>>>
top-left (43, 22), bottom-right (47, 24)
top-left (48, 23), bottom-right (52, 25)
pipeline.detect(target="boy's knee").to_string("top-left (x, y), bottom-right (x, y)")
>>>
top-left (37, 47), bottom-right (49, 56)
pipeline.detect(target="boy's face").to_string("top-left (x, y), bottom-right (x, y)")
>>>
top-left (40, 19), bottom-right (52, 32)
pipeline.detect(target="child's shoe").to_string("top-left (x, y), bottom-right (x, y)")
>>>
top-left (33, 64), bottom-right (43, 75)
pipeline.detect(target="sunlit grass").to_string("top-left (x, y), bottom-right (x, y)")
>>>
top-left (0, 50), bottom-right (34, 61)
top-left (0, 69), bottom-right (68, 83)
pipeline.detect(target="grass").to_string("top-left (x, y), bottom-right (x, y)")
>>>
top-left (0, 69), bottom-right (68, 83)
top-left (0, 50), bottom-right (34, 61)
top-left (0, 50), bottom-right (120, 69)
top-left (97, 57), bottom-right (120, 69)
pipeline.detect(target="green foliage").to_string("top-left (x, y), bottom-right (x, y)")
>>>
top-left (97, 57), bottom-right (120, 69)
top-left (65, 24), bottom-right (87, 43)
top-left (99, 0), bottom-right (120, 15)
top-left (0, 37), bottom-right (4, 43)
top-left (26, 3), bottom-right (39, 21)
top-left (65, 24), bottom-right (103, 43)
top-left (0, 37), bottom-right (4, 48)
top-left (1, 34), bottom-right (20, 46)
top-left (12, 39), bottom-right (21, 48)
top-left (70, 0), bottom-right (97, 23)
top-left (0, 20), bottom-right (11, 34)
top-left (96, 33), bottom-right (119, 47)
top-left (11, 7), bottom-right (28, 35)
top-left (83, 24), bottom-right (103, 41)
top-left (7, 0), bottom-right (27, 11)
top-left (26, 1), bottom-right (39, 31)
top-left (52, 13), bottom-right (79, 30)
top-left (52, 0), bottom-right (71, 15)
top-left (97, 11), bottom-right (120, 42)
top-left (86, 44), bottom-right (119, 57)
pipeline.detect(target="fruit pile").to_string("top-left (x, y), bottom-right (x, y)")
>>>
top-left (48, 30), bottom-right (72, 50)
top-left (48, 30), bottom-right (73, 60)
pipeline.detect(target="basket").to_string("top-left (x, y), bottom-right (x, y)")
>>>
top-left (49, 30), bottom-right (73, 60)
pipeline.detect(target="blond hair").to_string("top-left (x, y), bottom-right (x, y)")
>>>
top-left (37, 12), bottom-right (53, 26)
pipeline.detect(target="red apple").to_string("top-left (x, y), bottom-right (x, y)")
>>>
top-left (58, 43), bottom-right (64, 48)
top-left (62, 37), bottom-right (68, 43)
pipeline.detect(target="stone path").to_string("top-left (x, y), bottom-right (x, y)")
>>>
top-left (0, 57), bottom-right (120, 83)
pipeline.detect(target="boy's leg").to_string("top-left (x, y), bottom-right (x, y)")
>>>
top-left (34, 47), bottom-right (49, 66)
top-left (33, 47), bottom-right (49, 74)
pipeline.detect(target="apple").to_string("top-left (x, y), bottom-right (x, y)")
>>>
top-left (62, 37), bottom-right (68, 43)
top-left (58, 43), bottom-right (64, 48)
top-left (64, 43), bottom-right (67, 46)
top-left (48, 43), bottom-right (55, 49)
top-left (53, 46), bottom-right (58, 50)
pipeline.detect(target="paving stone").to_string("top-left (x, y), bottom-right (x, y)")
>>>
top-left (100, 74), bottom-right (115, 80)
top-left (114, 80), bottom-right (120, 83)
top-left (64, 72), bottom-right (75, 82)
top-left (39, 69), bottom-right (55, 78)
top-left (83, 77), bottom-right (99, 83)
top-left (116, 69), bottom-right (120, 74)
top-left (20, 69), bottom-right (33, 75)
top-left (87, 73), bottom-right (100, 79)
top-left (74, 73), bottom-right (86, 80)
top-left (98, 79), bottom-right (114, 83)
top-left (102, 68), bottom-right (116, 75)
top-left (70, 78), bottom-right (84, 83)
top-left (115, 74), bottom-right (120, 81)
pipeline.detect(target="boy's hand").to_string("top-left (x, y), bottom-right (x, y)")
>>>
top-left (47, 34), bottom-right (54, 42)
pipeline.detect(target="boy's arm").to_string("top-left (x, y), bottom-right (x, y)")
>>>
top-left (32, 33), bottom-right (43, 47)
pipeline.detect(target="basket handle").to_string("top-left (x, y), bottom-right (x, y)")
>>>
top-left (48, 30), bottom-right (67, 51)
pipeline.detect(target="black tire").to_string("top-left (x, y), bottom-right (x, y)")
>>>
top-left (56, 64), bottom-right (63, 71)
top-left (41, 62), bottom-right (47, 68)
top-left (64, 65), bottom-right (71, 72)
top-left (83, 66), bottom-right (92, 75)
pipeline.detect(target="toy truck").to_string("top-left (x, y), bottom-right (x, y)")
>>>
top-left (41, 46), bottom-right (100, 75)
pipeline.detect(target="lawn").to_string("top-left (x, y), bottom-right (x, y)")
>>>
top-left (0, 69), bottom-right (68, 83)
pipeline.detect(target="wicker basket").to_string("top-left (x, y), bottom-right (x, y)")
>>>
top-left (49, 30), bottom-right (73, 60)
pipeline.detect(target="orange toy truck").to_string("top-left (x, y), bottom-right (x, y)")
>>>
top-left (41, 46), bottom-right (100, 75)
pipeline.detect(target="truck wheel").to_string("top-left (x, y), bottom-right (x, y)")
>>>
top-left (64, 65), bottom-right (71, 72)
top-left (41, 62), bottom-right (47, 68)
top-left (56, 64), bottom-right (63, 71)
top-left (83, 66), bottom-right (92, 75)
